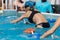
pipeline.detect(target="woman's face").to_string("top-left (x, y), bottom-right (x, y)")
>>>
top-left (25, 7), bottom-right (30, 11)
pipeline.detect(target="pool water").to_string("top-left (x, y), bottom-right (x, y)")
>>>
top-left (0, 14), bottom-right (60, 40)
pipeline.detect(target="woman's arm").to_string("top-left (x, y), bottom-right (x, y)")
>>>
top-left (11, 13), bottom-right (27, 23)
top-left (40, 18), bottom-right (60, 38)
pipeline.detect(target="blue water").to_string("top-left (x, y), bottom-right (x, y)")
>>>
top-left (0, 13), bottom-right (60, 40)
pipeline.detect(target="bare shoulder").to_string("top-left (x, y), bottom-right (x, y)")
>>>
top-left (25, 11), bottom-right (32, 16)
top-left (23, 11), bottom-right (32, 17)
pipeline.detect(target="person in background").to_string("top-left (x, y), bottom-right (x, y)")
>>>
top-left (0, 0), bottom-right (2, 10)
top-left (13, 0), bottom-right (25, 11)
top-left (35, 0), bottom-right (53, 13)
top-left (40, 17), bottom-right (60, 38)
top-left (0, 0), bottom-right (6, 10)
top-left (3, 0), bottom-right (7, 9)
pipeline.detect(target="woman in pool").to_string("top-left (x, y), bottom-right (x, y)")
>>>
top-left (11, 1), bottom-right (50, 28)
top-left (40, 17), bottom-right (60, 38)
top-left (13, 0), bottom-right (25, 11)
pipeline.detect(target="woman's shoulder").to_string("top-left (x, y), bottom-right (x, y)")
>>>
top-left (25, 11), bottom-right (32, 15)
top-left (26, 11), bottom-right (32, 14)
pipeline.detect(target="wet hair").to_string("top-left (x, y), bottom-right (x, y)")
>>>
top-left (25, 5), bottom-right (30, 8)
top-left (41, 0), bottom-right (47, 2)
top-left (25, 5), bottom-right (34, 11)
top-left (19, 0), bottom-right (24, 3)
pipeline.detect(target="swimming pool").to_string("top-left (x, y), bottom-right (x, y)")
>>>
top-left (0, 11), bottom-right (60, 40)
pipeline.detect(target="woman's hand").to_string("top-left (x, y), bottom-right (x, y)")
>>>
top-left (11, 20), bottom-right (18, 23)
top-left (40, 36), bottom-right (44, 39)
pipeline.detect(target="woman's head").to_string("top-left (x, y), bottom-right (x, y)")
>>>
top-left (25, 5), bottom-right (31, 11)
top-left (25, 1), bottom-right (35, 11)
